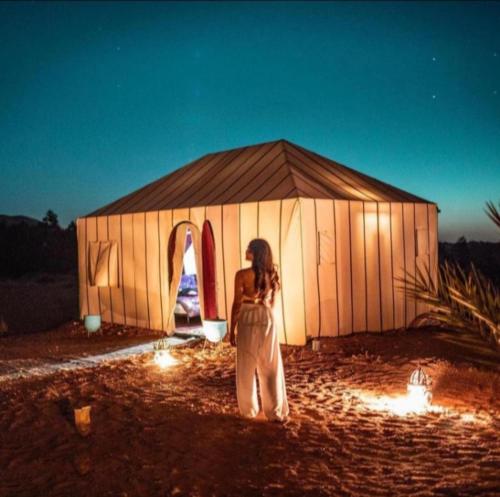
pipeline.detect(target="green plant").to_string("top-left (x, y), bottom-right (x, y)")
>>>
top-left (484, 200), bottom-right (500, 229)
top-left (398, 199), bottom-right (499, 348)
top-left (397, 260), bottom-right (499, 346)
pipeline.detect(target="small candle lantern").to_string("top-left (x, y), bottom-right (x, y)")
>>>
top-left (407, 366), bottom-right (432, 408)
top-left (153, 338), bottom-right (179, 369)
top-left (74, 405), bottom-right (92, 436)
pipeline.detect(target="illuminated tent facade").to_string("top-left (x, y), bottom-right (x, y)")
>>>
top-left (77, 139), bottom-right (438, 346)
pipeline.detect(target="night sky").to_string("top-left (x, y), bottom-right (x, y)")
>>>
top-left (1, 1), bottom-right (499, 241)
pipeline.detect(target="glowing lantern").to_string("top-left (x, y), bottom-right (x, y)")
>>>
top-left (154, 349), bottom-right (179, 368)
top-left (74, 405), bottom-right (92, 436)
top-left (407, 367), bottom-right (432, 410)
top-left (153, 338), bottom-right (179, 369)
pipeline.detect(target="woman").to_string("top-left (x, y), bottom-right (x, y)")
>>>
top-left (229, 238), bottom-right (289, 422)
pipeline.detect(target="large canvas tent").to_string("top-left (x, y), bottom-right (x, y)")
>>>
top-left (77, 139), bottom-right (438, 346)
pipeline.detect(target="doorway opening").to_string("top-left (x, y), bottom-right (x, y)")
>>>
top-left (167, 220), bottom-right (217, 337)
top-left (174, 227), bottom-right (201, 329)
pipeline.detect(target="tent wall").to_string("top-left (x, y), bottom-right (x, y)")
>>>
top-left (77, 198), bottom-right (437, 346)
top-left (77, 198), bottom-right (307, 345)
top-left (299, 199), bottom-right (439, 337)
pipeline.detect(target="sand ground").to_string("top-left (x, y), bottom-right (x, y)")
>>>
top-left (0, 273), bottom-right (78, 334)
top-left (0, 325), bottom-right (498, 497)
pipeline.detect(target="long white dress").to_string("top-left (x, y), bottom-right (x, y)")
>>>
top-left (236, 301), bottom-right (289, 421)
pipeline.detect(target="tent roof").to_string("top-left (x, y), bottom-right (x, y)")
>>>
top-left (86, 139), bottom-right (435, 217)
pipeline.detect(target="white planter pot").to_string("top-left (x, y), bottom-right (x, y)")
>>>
top-left (203, 319), bottom-right (227, 343)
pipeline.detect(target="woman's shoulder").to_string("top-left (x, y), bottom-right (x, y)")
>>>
top-left (236, 268), bottom-right (253, 278)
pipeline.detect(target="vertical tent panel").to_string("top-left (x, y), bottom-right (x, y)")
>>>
top-left (107, 215), bottom-right (125, 325)
top-left (133, 213), bottom-right (149, 329)
top-left (172, 208), bottom-right (190, 226)
top-left (121, 214), bottom-right (137, 326)
top-left (97, 216), bottom-right (112, 323)
top-left (378, 203), bottom-right (395, 330)
top-left (428, 205), bottom-right (439, 291)
top-left (280, 199), bottom-right (307, 346)
top-left (298, 198), bottom-right (320, 338)
top-left (222, 204), bottom-right (240, 322)
top-left (76, 218), bottom-right (89, 319)
top-left (189, 206), bottom-right (206, 232)
top-left (334, 200), bottom-right (353, 335)
top-left (390, 203), bottom-right (406, 329)
top-left (364, 202), bottom-right (382, 331)
top-left (349, 201), bottom-right (367, 332)
top-left (86, 217), bottom-right (100, 316)
top-left (415, 203), bottom-right (430, 317)
top-left (403, 203), bottom-right (416, 326)
top-left (239, 202), bottom-right (258, 268)
top-left (205, 205), bottom-right (226, 319)
top-left (258, 200), bottom-right (286, 344)
top-left (145, 211), bottom-right (162, 330)
top-left (314, 198), bottom-right (338, 337)
top-left (158, 210), bottom-right (172, 332)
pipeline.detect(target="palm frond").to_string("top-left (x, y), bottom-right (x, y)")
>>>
top-left (396, 260), bottom-right (500, 348)
top-left (484, 200), bottom-right (500, 230)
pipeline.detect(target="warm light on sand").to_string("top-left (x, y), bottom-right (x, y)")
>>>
top-left (352, 391), bottom-right (442, 416)
top-left (345, 389), bottom-right (490, 425)
top-left (460, 413), bottom-right (477, 423)
top-left (153, 350), bottom-right (179, 369)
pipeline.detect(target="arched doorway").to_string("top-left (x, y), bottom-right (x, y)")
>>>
top-left (166, 220), bottom-right (217, 331)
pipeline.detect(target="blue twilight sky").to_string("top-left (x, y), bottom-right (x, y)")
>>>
top-left (0, 1), bottom-right (499, 241)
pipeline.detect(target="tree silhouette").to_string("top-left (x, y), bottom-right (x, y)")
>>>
top-left (43, 210), bottom-right (59, 228)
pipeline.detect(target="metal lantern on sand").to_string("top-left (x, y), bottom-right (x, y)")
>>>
top-left (407, 366), bottom-right (432, 408)
top-left (153, 338), bottom-right (179, 369)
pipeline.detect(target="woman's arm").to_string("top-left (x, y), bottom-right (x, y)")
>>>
top-left (229, 270), bottom-right (244, 346)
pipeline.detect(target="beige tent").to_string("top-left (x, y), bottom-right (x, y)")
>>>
top-left (77, 139), bottom-right (439, 346)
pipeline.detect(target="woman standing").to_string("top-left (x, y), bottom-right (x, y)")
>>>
top-left (229, 238), bottom-right (289, 422)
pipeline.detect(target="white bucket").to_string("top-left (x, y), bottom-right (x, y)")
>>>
top-left (203, 319), bottom-right (227, 343)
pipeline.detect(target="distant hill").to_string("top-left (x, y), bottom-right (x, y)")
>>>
top-left (0, 216), bottom-right (76, 278)
top-left (0, 215), bottom-right (42, 227)
top-left (439, 241), bottom-right (500, 288)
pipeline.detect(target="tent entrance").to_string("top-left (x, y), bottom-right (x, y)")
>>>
top-left (166, 221), bottom-right (217, 336)
top-left (174, 228), bottom-right (201, 329)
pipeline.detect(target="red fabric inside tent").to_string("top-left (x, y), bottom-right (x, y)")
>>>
top-left (202, 221), bottom-right (217, 319)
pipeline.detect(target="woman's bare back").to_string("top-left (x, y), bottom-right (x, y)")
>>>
top-left (237, 268), bottom-right (273, 304)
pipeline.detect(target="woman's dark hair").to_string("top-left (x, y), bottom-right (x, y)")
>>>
top-left (247, 238), bottom-right (280, 305)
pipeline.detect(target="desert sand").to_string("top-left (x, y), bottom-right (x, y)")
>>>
top-left (0, 325), bottom-right (499, 497)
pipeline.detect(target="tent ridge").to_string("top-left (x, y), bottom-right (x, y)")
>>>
top-left (187, 141), bottom-right (281, 207)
